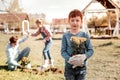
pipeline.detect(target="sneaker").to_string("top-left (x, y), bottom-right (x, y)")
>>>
top-left (8, 65), bottom-right (17, 71)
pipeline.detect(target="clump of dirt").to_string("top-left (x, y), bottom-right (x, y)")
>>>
top-left (20, 67), bottom-right (63, 75)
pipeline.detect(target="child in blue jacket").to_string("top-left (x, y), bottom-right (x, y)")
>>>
top-left (61, 9), bottom-right (94, 80)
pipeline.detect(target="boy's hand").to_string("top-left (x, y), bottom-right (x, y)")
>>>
top-left (42, 39), bottom-right (46, 43)
top-left (23, 31), bottom-right (30, 37)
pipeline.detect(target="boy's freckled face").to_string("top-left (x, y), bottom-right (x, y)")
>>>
top-left (69, 16), bottom-right (82, 30)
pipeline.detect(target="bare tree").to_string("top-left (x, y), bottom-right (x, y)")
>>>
top-left (7, 0), bottom-right (23, 13)
top-left (1, 0), bottom-right (23, 13)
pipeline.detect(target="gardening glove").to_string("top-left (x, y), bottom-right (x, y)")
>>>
top-left (68, 54), bottom-right (86, 68)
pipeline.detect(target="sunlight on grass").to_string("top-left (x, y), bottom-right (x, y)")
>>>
top-left (0, 33), bottom-right (120, 80)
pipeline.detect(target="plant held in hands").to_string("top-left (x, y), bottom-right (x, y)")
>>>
top-left (68, 36), bottom-right (87, 68)
top-left (21, 57), bottom-right (31, 69)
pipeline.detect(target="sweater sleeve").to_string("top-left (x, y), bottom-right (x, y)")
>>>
top-left (85, 33), bottom-right (94, 59)
top-left (18, 36), bottom-right (28, 44)
top-left (6, 49), bottom-right (20, 66)
top-left (61, 34), bottom-right (71, 62)
top-left (31, 28), bottom-right (41, 36)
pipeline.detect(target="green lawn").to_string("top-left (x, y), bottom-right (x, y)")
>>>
top-left (0, 33), bottom-right (120, 80)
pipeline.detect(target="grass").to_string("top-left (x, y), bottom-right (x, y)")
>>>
top-left (0, 33), bottom-right (120, 80)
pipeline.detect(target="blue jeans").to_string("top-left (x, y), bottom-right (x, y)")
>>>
top-left (17, 47), bottom-right (30, 61)
top-left (43, 39), bottom-right (52, 60)
top-left (65, 66), bottom-right (86, 80)
top-left (8, 47), bottom-right (30, 70)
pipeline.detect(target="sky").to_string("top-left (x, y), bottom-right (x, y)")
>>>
top-left (20, 0), bottom-right (93, 21)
